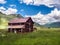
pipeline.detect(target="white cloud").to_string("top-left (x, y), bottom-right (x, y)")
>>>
top-left (53, 4), bottom-right (60, 9)
top-left (0, 0), bottom-right (6, 4)
top-left (19, 0), bottom-right (33, 4)
top-left (25, 8), bottom-right (60, 25)
top-left (3, 8), bottom-right (18, 15)
top-left (0, 7), bottom-right (6, 11)
top-left (0, 7), bottom-right (18, 15)
top-left (10, 4), bottom-right (16, 8)
top-left (19, 0), bottom-right (60, 7)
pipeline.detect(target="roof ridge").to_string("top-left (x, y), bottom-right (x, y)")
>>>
top-left (9, 17), bottom-right (31, 23)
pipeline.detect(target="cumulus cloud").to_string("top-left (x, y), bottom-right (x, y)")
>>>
top-left (0, 0), bottom-right (6, 4)
top-left (19, 0), bottom-right (60, 7)
top-left (0, 7), bottom-right (6, 11)
top-left (25, 8), bottom-right (60, 25)
top-left (0, 7), bottom-right (18, 15)
top-left (53, 4), bottom-right (60, 9)
top-left (10, 4), bottom-right (16, 8)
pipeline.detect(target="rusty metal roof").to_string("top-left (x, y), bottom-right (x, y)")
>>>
top-left (9, 17), bottom-right (31, 23)
top-left (8, 25), bottom-right (25, 28)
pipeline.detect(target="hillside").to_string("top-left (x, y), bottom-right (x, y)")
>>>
top-left (0, 12), bottom-right (23, 29)
top-left (0, 12), bottom-right (23, 20)
top-left (34, 22), bottom-right (41, 27)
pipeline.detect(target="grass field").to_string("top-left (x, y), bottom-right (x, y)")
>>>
top-left (0, 28), bottom-right (60, 45)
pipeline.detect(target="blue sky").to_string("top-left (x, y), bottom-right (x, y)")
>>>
top-left (0, 0), bottom-right (55, 16)
top-left (0, 0), bottom-right (60, 25)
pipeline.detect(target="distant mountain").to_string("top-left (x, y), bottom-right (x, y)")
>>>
top-left (34, 22), bottom-right (41, 27)
top-left (34, 22), bottom-right (45, 28)
top-left (0, 12), bottom-right (23, 20)
top-left (44, 22), bottom-right (60, 28)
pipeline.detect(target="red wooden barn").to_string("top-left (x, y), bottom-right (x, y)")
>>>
top-left (8, 17), bottom-right (34, 33)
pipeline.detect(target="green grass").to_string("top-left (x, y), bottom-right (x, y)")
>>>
top-left (0, 28), bottom-right (60, 45)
